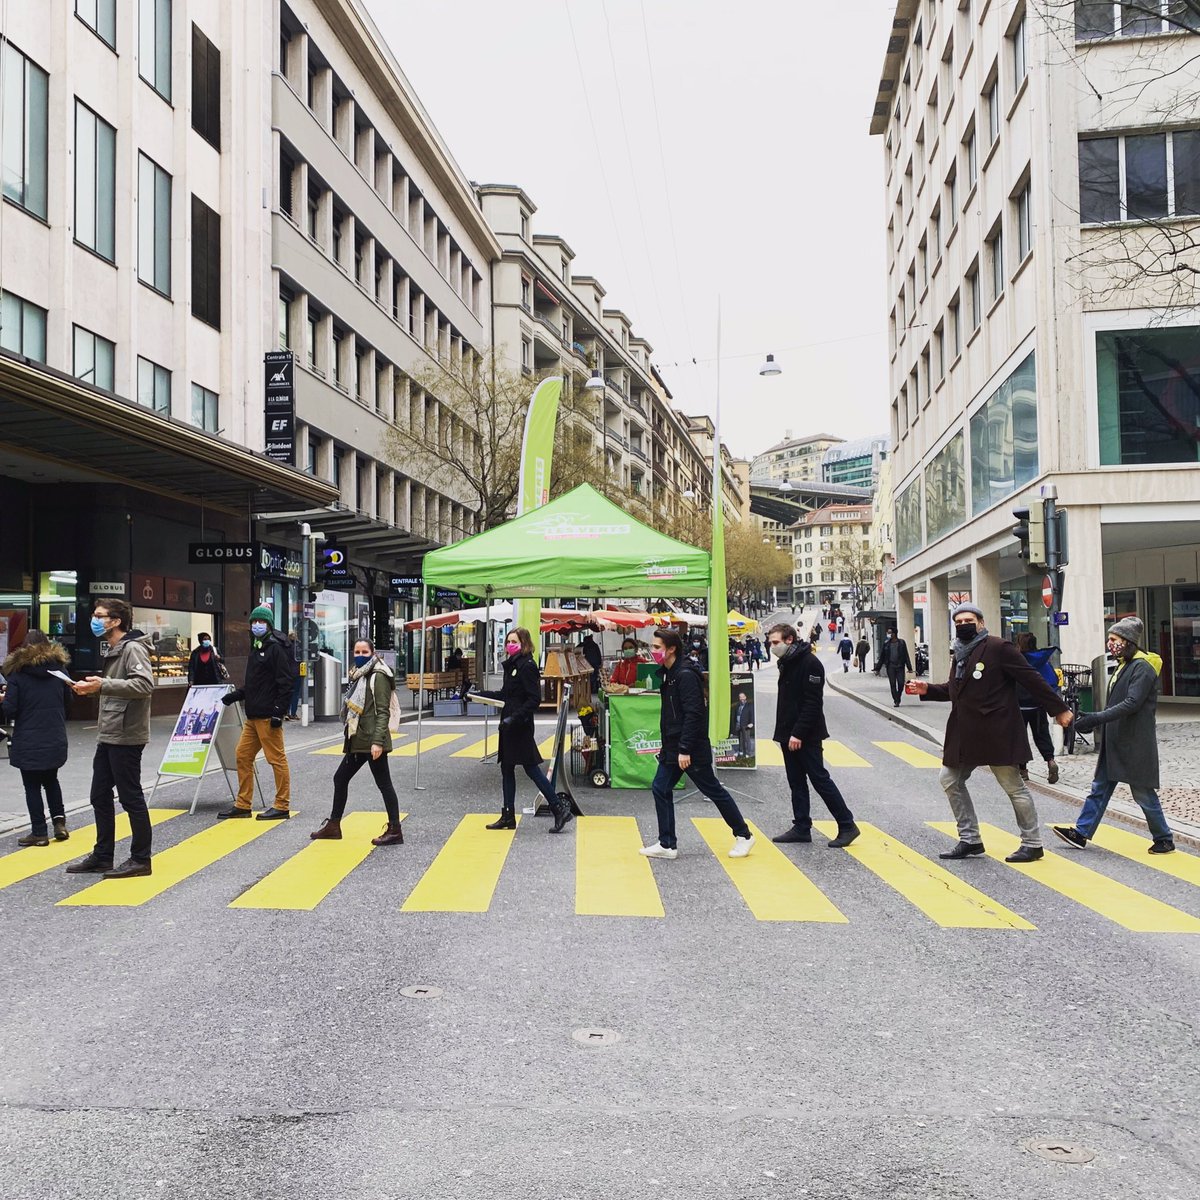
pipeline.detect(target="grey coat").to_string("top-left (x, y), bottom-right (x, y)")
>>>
top-left (96, 632), bottom-right (155, 746)
top-left (1074, 655), bottom-right (1159, 789)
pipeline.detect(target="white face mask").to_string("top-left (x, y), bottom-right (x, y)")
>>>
top-left (769, 642), bottom-right (787, 658)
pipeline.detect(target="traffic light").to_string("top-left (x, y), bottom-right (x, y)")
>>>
top-left (1012, 505), bottom-right (1047, 568)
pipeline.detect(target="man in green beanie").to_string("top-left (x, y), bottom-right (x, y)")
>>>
top-left (217, 604), bottom-right (295, 820)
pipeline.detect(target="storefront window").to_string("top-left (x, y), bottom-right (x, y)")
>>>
top-left (924, 431), bottom-right (966, 543)
top-left (311, 590), bottom-right (348, 670)
top-left (38, 571), bottom-right (78, 646)
top-left (895, 479), bottom-right (924, 562)
top-left (134, 607), bottom-right (219, 685)
top-left (1171, 586), bottom-right (1200, 699)
top-left (970, 351), bottom-right (1038, 514)
top-left (1097, 327), bottom-right (1200, 465)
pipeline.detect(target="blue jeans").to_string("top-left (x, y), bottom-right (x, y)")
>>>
top-left (651, 753), bottom-right (751, 850)
top-left (1076, 756), bottom-right (1171, 841)
top-left (500, 762), bottom-right (557, 814)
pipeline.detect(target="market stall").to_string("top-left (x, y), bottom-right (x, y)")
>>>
top-left (415, 484), bottom-right (712, 790)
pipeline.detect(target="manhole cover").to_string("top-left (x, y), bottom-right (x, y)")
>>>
top-left (399, 985), bottom-right (443, 999)
top-left (1024, 1139), bottom-right (1096, 1165)
top-left (572, 1027), bottom-right (621, 1046)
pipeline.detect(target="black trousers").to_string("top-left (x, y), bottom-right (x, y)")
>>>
top-left (886, 665), bottom-right (905, 705)
top-left (782, 741), bottom-right (856, 831)
top-left (331, 752), bottom-right (400, 823)
top-left (21, 769), bottom-right (64, 836)
top-left (90, 743), bottom-right (152, 863)
top-left (1022, 709), bottom-right (1055, 762)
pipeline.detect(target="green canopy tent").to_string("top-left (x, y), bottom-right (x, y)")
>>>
top-left (413, 484), bottom-right (711, 786)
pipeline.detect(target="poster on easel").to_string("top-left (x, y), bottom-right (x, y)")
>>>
top-left (715, 669), bottom-right (756, 769)
top-left (158, 685), bottom-right (229, 777)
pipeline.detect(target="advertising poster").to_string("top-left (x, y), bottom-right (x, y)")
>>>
top-left (716, 670), bottom-right (756, 768)
top-left (159, 685), bottom-right (229, 777)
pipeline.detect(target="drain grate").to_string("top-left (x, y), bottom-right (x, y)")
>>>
top-left (572, 1027), bottom-right (621, 1046)
top-left (399, 985), bottom-right (444, 999)
top-left (1024, 1139), bottom-right (1096, 1165)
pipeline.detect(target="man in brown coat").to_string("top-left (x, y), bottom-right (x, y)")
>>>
top-left (908, 603), bottom-right (1071, 863)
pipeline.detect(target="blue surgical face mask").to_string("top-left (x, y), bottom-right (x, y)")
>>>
top-left (353, 654), bottom-right (371, 668)
top-left (90, 616), bottom-right (108, 637)
top-left (250, 622), bottom-right (269, 638)
top-left (199, 638), bottom-right (211, 647)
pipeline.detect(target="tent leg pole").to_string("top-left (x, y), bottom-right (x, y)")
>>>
top-left (414, 589), bottom-right (427, 791)
top-left (481, 586), bottom-right (494, 763)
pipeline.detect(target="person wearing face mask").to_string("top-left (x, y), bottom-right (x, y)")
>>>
top-left (217, 605), bottom-right (294, 820)
top-left (609, 638), bottom-right (641, 688)
top-left (880, 627), bottom-right (913, 705)
top-left (187, 631), bottom-right (225, 686)
top-left (475, 627), bottom-right (572, 834)
top-left (1052, 617), bottom-right (1174, 854)
top-left (907, 603), bottom-right (1072, 863)
top-left (766, 623), bottom-right (860, 848)
top-left (310, 639), bottom-right (404, 845)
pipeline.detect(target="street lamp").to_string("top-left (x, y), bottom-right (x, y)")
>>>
top-left (779, 475), bottom-right (794, 493)
top-left (583, 369), bottom-right (605, 392)
top-left (758, 354), bottom-right (782, 377)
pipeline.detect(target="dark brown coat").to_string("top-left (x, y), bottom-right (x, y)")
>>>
top-left (921, 635), bottom-right (1068, 768)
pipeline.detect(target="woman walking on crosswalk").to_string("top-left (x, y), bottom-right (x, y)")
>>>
top-left (476, 627), bottom-right (572, 834)
top-left (310, 639), bottom-right (404, 846)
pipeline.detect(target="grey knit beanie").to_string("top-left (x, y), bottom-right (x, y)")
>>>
top-left (1107, 615), bottom-right (1143, 647)
top-left (951, 603), bottom-right (984, 621)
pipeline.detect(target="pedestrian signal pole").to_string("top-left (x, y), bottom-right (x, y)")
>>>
top-left (300, 523), bottom-right (324, 726)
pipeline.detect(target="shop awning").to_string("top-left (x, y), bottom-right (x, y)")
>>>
top-left (255, 506), bottom-right (441, 566)
top-left (0, 351), bottom-right (338, 515)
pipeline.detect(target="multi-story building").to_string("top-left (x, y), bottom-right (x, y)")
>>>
top-left (751, 432), bottom-right (844, 486)
top-left (790, 504), bottom-right (874, 610)
top-left (822, 435), bottom-right (890, 490)
top-left (872, 0), bottom-right (1200, 696)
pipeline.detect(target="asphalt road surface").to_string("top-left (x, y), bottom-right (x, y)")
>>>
top-left (3, 662), bottom-right (1198, 1199)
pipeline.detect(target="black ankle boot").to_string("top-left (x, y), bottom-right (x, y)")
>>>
top-left (549, 795), bottom-right (574, 834)
top-left (486, 812), bottom-right (516, 830)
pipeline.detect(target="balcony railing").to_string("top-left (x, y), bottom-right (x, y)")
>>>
top-left (629, 443), bottom-right (649, 464)
top-left (627, 393), bottom-right (646, 417)
top-left (532, 312), bottom-right (562, 342)
top-left (604, 429), bottom-right (629, 450)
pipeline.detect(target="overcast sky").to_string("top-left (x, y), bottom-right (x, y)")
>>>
top-left (364, 1), bottom-right (899, 461)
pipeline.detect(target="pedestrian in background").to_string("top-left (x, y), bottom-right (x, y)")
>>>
top-left (1053, 616), bottom-right (1175, 854)
top-left (218, 605), bottom-right (294, 820)
top-left (286, 629), bottom-right (303, 720)
top-left (310, 638), bottom-right (403, 846)
top-left (1015, 632), bottom-right (1060, 785)
top-left (854, 633), bottom-right (870, 673)
top-left (639, 628), bottom-right (754, 860)
top-left (66, 600), bottom-right (155, 879)
top-left (881, 627), bottom-right (913, 707)
top-left (477, 627), bottom-right (572, 834)
top-left (767, 623), bottom-right (860, 848)
top-left (579, 633), bottom-right (603, 697)
top-left (908, 604), bottom-right (1071, 864)
top-left (1, 630), bottom-right (71, 847)
top-left (837, 632), bottom-right (854, 672)
top-left (187, 631), bottom-right (225, 686)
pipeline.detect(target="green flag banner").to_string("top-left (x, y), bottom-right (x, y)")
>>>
top-left (515, 376), bottom-right (563, 632)
top-left (707, 506), bottom-right (730, 746)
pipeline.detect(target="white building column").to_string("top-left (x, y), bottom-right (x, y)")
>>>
top-left (971, 555), bottom-right (1001, 632)
top-left (928, 573), bottom-right (951, 683)
top-left (1058, 504), bottom-right (1104, 666)
top-left (896, 588), bottom-right (915, 645)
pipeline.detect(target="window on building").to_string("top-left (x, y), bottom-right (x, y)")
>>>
top-left (73, 325), bottom-right (115, 390)
top-left (1, 42), bottom-right (49, 219)
top-left (1014, 180), bottom-right (1033, 262)
top-left (332, 447), bottom-right (344, 488)
top-left (1079, 130), bottom-right (1200, 223)
top-left (191, 24), bottom-right (221, 150)
top-left (519, 210), bottom-right (529, 240)
top-left (970, 351), bottom-right (1038, 513)
top-left (949, 294), bottom-right (962, 357)
top-left (924, 431), bottom-right (966, 542)
top-left (1126, 132), bottom-right (1169, 219)
top-left (74, 101), bottom-right (116, 261)
top-left (931, 203), bottom-right (942, 261)
top-left (985, 76), bottom-right (1000, 147)
top-left (987, 221), bottom-right (1005, 301)
top-left (1177, 130), bottom-right (1200, 215)
top-left (139, 0), bottom-right (172, 102)
top-left (520, 276), bottom-right (531, 311)
top-left (964, 123), bottom-right (978, 190)
top-left (918, 237), bottom-right (928, 291)
top-left (332, 326), bottom-right (345, 388)
top-left (191, 195), bottom-right (221, 328)
top-left (947, 165), bottom-right (959, 221)
top-left (1097, 327), bottom-right (1200, 464)
top-left (967, 262), bottom-right (982, 329)
top-left (1011, 10), bottom-right (1028, 90)
top-left (279, 150), bottom-right (295, 219)
top-left (190, 383), bottom-right (218, 432)
top-left (278, 290), bottom-right (292, 349)
top-left (307, 183), bottom-right (320, 241)
top-left (934, 322), bottom-right (945, 381)
top-left (1078, 136), bottom-right (1120, 222)
top-left (306, 434), bottom-right (320, 476)
top-left (137, 356), bottom-right (170, 414)
top-left (0, 290), bottom-right (47, 362)
top-left (1078, 0), bottom-right (1200, 38)
top-left (521, 337), bottom-right (531, 372)
top-left (76, 0), bottom-right (117, 47)
top-left (138, 154), bottom-right (171, 294)
top-left (306, 306), bottom-right (320, 370)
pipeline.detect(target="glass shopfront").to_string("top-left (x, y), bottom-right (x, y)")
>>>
top-left (1105, 585), bottom-right (1200, 699)
top-left (134, 607), bottom-right (221, 686)
top-left (970, 351), bottom-right (1038, 515)
top-left (895, 478), bottom-right (924, 562)
top-left (924, 432), bottom-right (966, 543)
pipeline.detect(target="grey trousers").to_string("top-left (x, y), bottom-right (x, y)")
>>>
top-left (939, 764), bottom-right (1042, 848)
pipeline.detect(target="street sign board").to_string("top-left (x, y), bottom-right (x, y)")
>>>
top-left (88, 581), bottom-right (126, 595)
top-left (1042, 576), bottom-right (1054, 609)
top-left (263, 351), bottom-right (295, 466)
top-left (322, 546), bottom-right (354, 589)
top-left (1054, 612), bottom-right (1069, 627)
top-left (188, 542), bottom-right (253, 564)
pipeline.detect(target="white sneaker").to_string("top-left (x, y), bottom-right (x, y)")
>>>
top-left (728, 835), bottom-right (756, 859)
top-left (639, 843), bottom-right (678, 860)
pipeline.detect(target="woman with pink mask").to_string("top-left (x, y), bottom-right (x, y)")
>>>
top-left (477, 627), bottom-right (572, 834)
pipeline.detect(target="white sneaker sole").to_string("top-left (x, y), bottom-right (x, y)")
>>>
top-left (728, 838), bottom-right (756, 859)
top-left (639, 846), bottom-right (678, 860)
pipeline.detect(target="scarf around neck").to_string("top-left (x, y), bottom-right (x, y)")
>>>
top-left (953, 628), bottom-right (989, 679)
top-left (342, 655), bottom-right (386, 737)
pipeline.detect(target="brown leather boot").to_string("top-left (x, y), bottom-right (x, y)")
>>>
top-left (372, 822), bottom-right (404, 846)
top-left (310, 818), bottom-right (342, 840)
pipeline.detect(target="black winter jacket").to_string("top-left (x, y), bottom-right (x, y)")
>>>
top-left (227, 631), bottom-right (294, 719)
top-left (1, 640), bottom-right (71, 772)
top-left (482, 652), bottom-right (544, 767)
top-left (657, 656), bottom-right (710, 762)
top-left (773, 640), bottom-right (830, 745)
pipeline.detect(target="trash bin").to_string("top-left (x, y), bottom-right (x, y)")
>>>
top-left (313, 652), bottom-right (343, 721)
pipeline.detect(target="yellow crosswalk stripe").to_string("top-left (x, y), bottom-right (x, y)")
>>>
top-left (813, 821), bottom-right (1033, 929)
top-left (824, 740), bottom-right (872, 768)
top-left (228, 811), bottom-right (407, 910)
top-left (0, 810), bottom-right (185, 891)
top-left (58, 817), bottom-right (282, 907)
top-left (451, 734), bottom-right (500, 759)
top-left (391, 733), bottom-right (464, 758)
top-left (930, 822), bottom-right (1200, 933)
top-left (756, 740), bottom-right (783, 766)
top-left (1084, 826), bottom-right (1200, 886)
top-left (692, 818), bottom-right (847, 923)
top-left (575, 815), bottom-right (664, 917)
top-left (875, 740), bottom-right (942, 768)
top-left (538, 736), bottom-right (557, 758)
top-left (401, 814), bottom-right (518, 913)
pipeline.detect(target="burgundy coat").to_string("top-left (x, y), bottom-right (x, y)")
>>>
top-left (921, 636), bottom-right (1068, 768)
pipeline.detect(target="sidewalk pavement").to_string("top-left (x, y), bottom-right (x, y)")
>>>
top-left (824, 651), bottom-right (1200, 850)
top-left (0, 713), bottom-right (348, 835)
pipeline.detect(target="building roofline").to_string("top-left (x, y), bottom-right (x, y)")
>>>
top-left (475, 182), bottom-right (538, 213)
top-left (532, 232), bottom-right (577, 259)
top-left (870, 1), bottom-right (919, 136)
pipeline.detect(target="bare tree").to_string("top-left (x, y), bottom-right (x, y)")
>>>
top-left (830, 539), bottom-right (877, 616)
